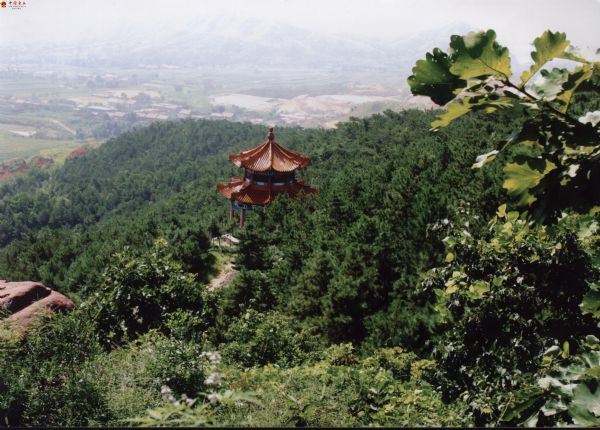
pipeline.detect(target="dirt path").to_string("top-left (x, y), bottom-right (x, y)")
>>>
top-left (208, 261), bottom-right (238, 291)
top-left (50, 119), bottom-right (76, 135)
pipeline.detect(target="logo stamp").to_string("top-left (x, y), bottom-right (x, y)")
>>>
top-left (2, 1), bottom-right (27, 9)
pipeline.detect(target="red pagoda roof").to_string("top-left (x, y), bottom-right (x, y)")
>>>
top-left (229, 128), bottom-right (311, 173)
top-left (217, 176), bottom-right (316, 206)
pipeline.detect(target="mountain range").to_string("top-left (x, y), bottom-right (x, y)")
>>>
top-left (2, 16), bottom-right (477, 77)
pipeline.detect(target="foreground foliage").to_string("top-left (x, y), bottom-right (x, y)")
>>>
top-left (420, 208), bottom-right (599, 424)
top-left (409, 28), bottom-right (600, 426)
top-left (135, 344), bottom-right (470, 427)
top-left (506, 335), bottom-right (600, 426)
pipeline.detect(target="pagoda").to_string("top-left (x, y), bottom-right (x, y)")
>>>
top-left (217, 127), bottom-right (316, 227)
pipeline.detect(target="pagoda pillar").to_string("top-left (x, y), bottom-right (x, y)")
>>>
top-left (239, 208), bottom-right (246, 228)
top-left (229, 200), bottom-right (234, 220)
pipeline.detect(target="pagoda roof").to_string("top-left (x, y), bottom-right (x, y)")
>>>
top-left (217, 177), bottom-right (316, 206)
top-left (229, 128), bottom-right (311, 173)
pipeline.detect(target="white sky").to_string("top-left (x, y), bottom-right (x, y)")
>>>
top-left (1, 0), bottom-right (599, 61)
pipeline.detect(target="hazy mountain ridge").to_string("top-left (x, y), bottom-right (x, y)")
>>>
top-left (1, 16), bottom-right (474, 76)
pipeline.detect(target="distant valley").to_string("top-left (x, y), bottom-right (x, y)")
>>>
top-left (0, 17), bottom-right (476, 163)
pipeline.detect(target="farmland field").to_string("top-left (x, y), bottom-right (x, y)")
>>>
top-left (0, 63), bottom-right (420, 163)
top-left (0, 129), bottom-right (82, 161)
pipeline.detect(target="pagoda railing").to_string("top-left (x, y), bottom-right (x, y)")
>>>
top-left (243, 169), bottom-right (296, 184)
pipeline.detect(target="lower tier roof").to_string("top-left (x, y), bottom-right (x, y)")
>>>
top-left (217, 177), bottom-right (316, 205)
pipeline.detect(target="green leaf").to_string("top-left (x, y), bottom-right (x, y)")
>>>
top-left (585, 335), bottom-right (599, 347)
top-left (496, 204), bottom-right (507, 218)
top-left (504, 389), bottom-right (544, 422)
top-left (432, 99), bottom-right (471, 128)
top-left (446, 284), bottom-right (459, 294)
top-left (503, 159), bottom-right (557, 206)
top-left (578, 220), bottom-right (598, 241)
top-left (520, 30), bottom-right (570, 85)
top-left (448, 30), bottom-right (512, 79)
top-left (541, 398), bottom-right (567, 416)
top-left (581, 285), bottom-right (600, 319)
top-left (544, 345), bottom-right (561, 356)
top-left (432, 93), bottom-right (515, 129)
top-left (506, 211), bottom-right (519, 222)
top-left (148, 410), bottom-right (163, 420)
top-left (407, 48), bottom-right (467, 105)
top-left (568, 383), bottom-right (600, 425)
top-left (578, 351), bottom-right (600, 372)
top-left (579, 110), bottom-right (600, 127)
top-left (562, 341), bottom-right (570, 359)
top-left (468, 281), bottom-right (490, 299)
top-left (527, 68), bottom-right (569, 100)
top-left (569, 403), bottom-right (600, 426)
top-left (582, 367), bottom-right (600, 379)
top-left (522, 411), bottom-right (539, 427)
top-left (556, 65), bottom-right (593, 113)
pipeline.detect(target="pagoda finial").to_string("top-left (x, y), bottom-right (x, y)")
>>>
top-left (268, 127), bottom-right (275, 141)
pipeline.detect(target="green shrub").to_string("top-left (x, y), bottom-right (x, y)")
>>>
top-left (135, 330), bottom-right (207, 397)
top-left (166, 224), bottom-right (214, 279)
top-left (129, 349), bottom-right (260, 428)
top-left (164, 310), bottom-right (206, 343)
top-left (362, 347), bottom-right (418, 381)
top-left (0, 311), bottom-right (109, 427)
top-left (223, 346), bottom-right (470, 427)
top-left (85, 330), bottom-right (207, 425)
top-left (85, 329), bottom-right (208, 425)
top-left (221, 309), bottom-right (321, 368)
top-left (319, 342), bottom-right (358, 366)
top-left (129, 389), bottom-right (260, 427)
top-left (87, 346), bottom-right (161, 426)
top-left (218, 270), bottom-right (276, 318)
top-left (83, 238), bottom-right (205, 346)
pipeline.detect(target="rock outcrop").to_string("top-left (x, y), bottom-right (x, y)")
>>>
top-left (0, 281), bottom-right (75, 334)
top-left (0, 156), bottom-right (54, 182)
top-left (0, 159), bottom-right (27, 180)
top-left (66, 147), bottom-right (88, 160)
top-left (30, 156), bottom-right (54, 168)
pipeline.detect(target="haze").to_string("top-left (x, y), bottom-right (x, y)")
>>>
top-left (1, 0), bottom-right (599, 61)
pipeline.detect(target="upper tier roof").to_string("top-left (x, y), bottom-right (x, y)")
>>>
top-left (229, 128), bottom-right (311, 173)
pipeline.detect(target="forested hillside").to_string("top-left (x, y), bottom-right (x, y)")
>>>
top-left (0, 109), bottom-right (505, 303)
top-left (0, 29), bottom-right (599, 427)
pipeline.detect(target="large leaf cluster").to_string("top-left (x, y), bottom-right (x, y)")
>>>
top-left (408, 29), bottom-right (600, 222)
